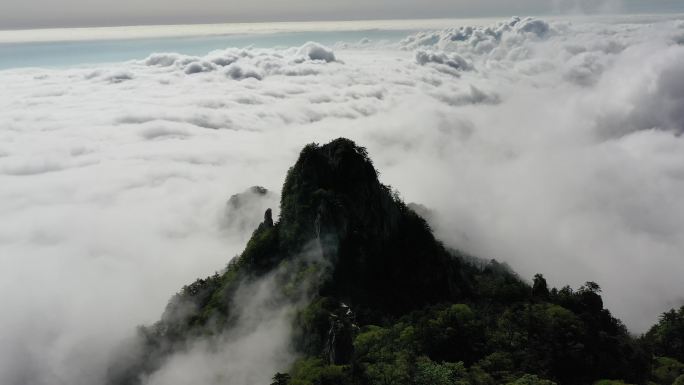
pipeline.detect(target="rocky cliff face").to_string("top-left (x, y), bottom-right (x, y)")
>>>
top-left (108, 138), bottom-right (657, 385)
top-left (278, 139), bottom-right (470, 320)
top-left (108, 138), bottom-right (472, 383)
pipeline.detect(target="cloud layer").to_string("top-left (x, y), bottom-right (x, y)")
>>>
top-left (1, 16), bottom-right (684, 385)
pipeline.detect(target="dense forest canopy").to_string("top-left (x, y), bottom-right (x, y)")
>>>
top-left (108, 138), bottom-right (684, 385)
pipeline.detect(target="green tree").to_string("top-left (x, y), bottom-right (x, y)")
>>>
top-left (353, 325), bottom-right (412, 385)
top-left (651, 357), bottom-right (684, 385)
top-left (506, 374), bottom-right (557, 385)
top-left (271, 373), bottom-right (291, 385)
top-left (645, 306), bottom-right (684, 362)
top-left (532, 274), bottom-right (549, 300)
top-left (414, 356), bottom-right (469, 385)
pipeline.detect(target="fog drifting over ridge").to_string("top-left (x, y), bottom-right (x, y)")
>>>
top-left (1, 14), bottom-right (684, 385)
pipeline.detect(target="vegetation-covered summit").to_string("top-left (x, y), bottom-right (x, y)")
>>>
top-left (108, 138), bottom-right (684, 385)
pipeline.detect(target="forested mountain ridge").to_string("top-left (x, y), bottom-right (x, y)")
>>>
top-left (107, 138), bottom-right (684, 385)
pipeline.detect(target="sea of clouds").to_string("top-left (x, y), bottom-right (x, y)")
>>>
top-left (1, 14), bottom-right (684, 385)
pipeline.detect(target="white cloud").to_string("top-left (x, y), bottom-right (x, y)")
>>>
top-left (400, 16), bottom-right (552, 54)
top-left (296, 41), bottom-right (337, 62)
top-left (1, 18), bottom-right (684, 385)
top-left (143, 272), bottom-right (300, 385)
top-left (415, 50), bottom-right (473, 75)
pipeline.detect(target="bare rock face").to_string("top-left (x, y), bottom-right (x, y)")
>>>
top-left (263, 207), bottom-right (273, 227)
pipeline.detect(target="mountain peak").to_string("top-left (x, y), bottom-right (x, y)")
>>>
top-left (273, 139), bottom-right (463, 319)
top-left (107, 138), bottom-right (662, 385)
top-left (278, 138), bottom-right (389, 250)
